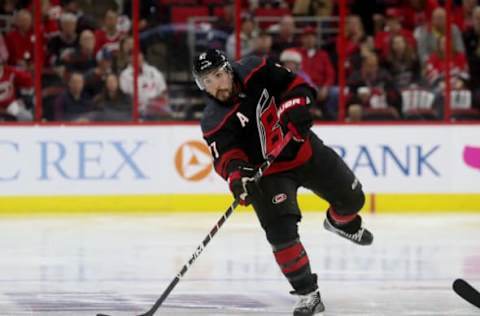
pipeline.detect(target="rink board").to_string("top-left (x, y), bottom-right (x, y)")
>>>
top-left (0, 125), bottom-right (479, 214)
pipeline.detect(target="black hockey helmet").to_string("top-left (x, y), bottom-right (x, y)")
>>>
top-left (192, 49), bottom-right (233, 90)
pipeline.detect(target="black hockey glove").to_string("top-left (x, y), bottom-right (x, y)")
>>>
top-left (227, 161), bottom-right (257, 206)
top-left (278, 96), bottom-right (313, 142)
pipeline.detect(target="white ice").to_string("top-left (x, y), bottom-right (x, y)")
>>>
top-left (0, 212), bottom-right (479, 315)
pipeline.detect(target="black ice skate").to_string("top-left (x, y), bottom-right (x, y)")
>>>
top-left (291, 289), bottom-right (325, 316)
top-left (323, 213), bottom-right (373, 246)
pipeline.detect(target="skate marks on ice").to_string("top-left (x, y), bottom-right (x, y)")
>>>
top-left (2, 290), bottom-right (286, 315)
top-left (0, 213), bottom-right (479, 315)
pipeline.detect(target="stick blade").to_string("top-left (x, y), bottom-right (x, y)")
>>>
top-left (453, 278), bottom-right (480, 308)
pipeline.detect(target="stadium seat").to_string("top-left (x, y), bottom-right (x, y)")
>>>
top-left (254, 7), bottom-right (291, 29)
top-left (401, 88), bottom-right (437, 120)
top-left (201, 0), bottom-right (224, 5)
top-left (449, 90), bottom-right (480, 120)
top-left (170, 6), bottom-right (210, 24)
top-left (159, 0), bottom-right (198, 5)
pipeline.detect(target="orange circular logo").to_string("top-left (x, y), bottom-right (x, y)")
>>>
top-left (175, 140), bottom-right (213, 181)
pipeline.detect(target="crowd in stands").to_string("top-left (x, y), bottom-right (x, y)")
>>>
top-left (0, 0), bottom-right (479, 122)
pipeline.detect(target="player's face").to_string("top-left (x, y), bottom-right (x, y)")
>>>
top-left (201, 68), bottom-right (234, 102)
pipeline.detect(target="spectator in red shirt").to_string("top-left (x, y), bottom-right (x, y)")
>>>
top-left (0, 58), bottom-right (33, 121)
top-left (374, 8), bottom-right (416, 60)
top-left (401, 0), bottom-right (439, 30)
top-left (94, 9), bottom-right (126, 55)
top-left (452, 0), bottom-right (477, 32)
top-left (5, 9), bottom-right (34, 68)
top-left (298, 26), bottom-right (339, 120)
top-left (341, 15), bottom-right (375, 76)
top-left (424, 35), bottom-right (469, 118)
top-left (27, 0), bottom-right (62, 39)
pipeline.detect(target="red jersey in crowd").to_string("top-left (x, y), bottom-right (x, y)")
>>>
top-left (94, 29), bottom-right (126, 55)
top-left (297, 48), bottom-right (335, 87)
top-left (5, 28), bottom-right (34, 66)
top-left (400, 0), bottom-right (439, 30)
top-left (0, 65), bottom-right (33, 109)
top-left (424, 52), bottom-right (469, 86)
top-left (28, 0), bottom-right (62, 38)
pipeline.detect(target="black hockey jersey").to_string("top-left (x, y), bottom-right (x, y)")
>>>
top-left (200, 56), bottom-right (316, 180)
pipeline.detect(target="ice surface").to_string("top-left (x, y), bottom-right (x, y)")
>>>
top-left (0, 212), bottom-right (479, 315)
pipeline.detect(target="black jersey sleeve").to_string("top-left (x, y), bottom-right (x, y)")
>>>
top-left (263, 58), bottom-right (317, 101)
top-left (201, 98), bottom-right (249, 180)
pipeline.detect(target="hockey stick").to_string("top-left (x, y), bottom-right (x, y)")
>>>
top-left (453, 278), bottom-right (480, 309)
top-left (96, 131), bottom-right (293, 316)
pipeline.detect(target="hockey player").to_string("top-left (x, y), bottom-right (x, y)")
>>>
top-left (193, 49), bottom-right (373, 316)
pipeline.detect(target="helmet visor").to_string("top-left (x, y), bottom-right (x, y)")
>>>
top-left (194, 61), bottom-right (231, 90)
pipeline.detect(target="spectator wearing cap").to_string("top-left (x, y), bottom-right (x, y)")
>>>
top-left (64, 29), bottom-right (97, 73)
top-left (119, 53), bottom-right (168, 120)
top-left (0, 57), bottom-right (33, 121)
top-left (5, 9), bottom-right (34, 68)
top-left (298, 26), bottom-right (339, 120)
top-left (374, 8), bottom-right (416, 60)
top-left (53, 72), bottom-right (95, 121)
top-left (271, 15), bottom-right (298, 58)
top-left (47, 13), bottom-right (79, 68)
top-left (226, 14), bottom-right (258, 60)
top-left (279, 48), bottom-right (322, 119)
top-left (414, 7), bottom-right (465, 64)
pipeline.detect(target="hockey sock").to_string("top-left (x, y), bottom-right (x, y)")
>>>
top-left (327, 207), bottom-right (361, 234)
top-left (273, 239), bottom-right (317, 294)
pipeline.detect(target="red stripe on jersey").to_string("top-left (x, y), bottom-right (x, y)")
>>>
top-left (274, 241), bottom-right (309, 274)
top-left (243, 57), bottom-right (267, 87)
top-left (215, 148), bottom-right (248, 179)
top-left (263, 140), bottom-right (312, 176)
top-left (286, 75), bottom-right (309, 92)
top-left (203, 102), bottom-right (241, 138)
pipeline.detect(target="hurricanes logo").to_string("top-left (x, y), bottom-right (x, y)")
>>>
top-left (175, 141), bottom-right (213, 181)
top-left (272, 193), bottom-right (287, 204)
